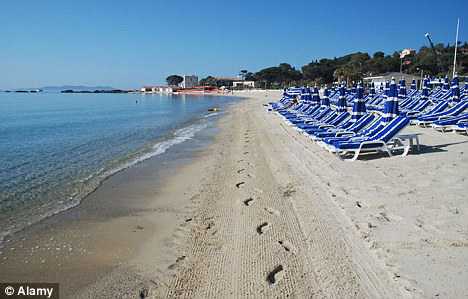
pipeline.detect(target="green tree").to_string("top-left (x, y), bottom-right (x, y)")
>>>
top-left (255, 63), bottom-right (302, 87)
top-left (373, 51), bottom-right (385, 58)
top-left (166, 75), bottom-right (183, 86)
top-left (239, 70), bottom-right (248, 79)
top-left (199, 76), bottom-right (216, 86)
top-left (244, 72), bottom-right (255, 81)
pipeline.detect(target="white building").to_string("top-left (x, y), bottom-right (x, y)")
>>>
top-left (400, 48), bottom-right (416, 58)
top-left (363, 72), bottom-right (423, 89)
top-left (233, 80), bottom-right (256, 88)
top-left (181, 75), bottom-right (199, 88)
top-left (140, 86), bottom-right (178, 93)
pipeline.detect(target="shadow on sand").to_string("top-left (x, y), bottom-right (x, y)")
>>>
top-left (346, 140), bottom-right (467, 161)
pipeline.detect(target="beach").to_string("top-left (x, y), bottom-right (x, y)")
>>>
top-left (1, 90), bottom-right (467, 298)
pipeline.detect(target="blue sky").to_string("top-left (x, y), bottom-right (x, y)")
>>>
top-left (0, 0), bottom-right (467, 89)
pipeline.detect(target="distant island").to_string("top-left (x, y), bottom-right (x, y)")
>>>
top-left (61, 89), bottom-right (135, 93)
top-left (8, 85), bottom-right (119, 92)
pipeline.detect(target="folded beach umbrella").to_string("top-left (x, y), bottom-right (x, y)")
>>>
top-left (369, 82), bottom-right (376, 97)
top-left (321, 87), bottom-right (330, 108)
top-left (311, 85), bottom-right (320, 105)
top-left (421, 77), bottom-right (428, 93)
top-left (303, 87), bottom-right (312, 102)
top-left (379, 83), bottom-right (384, 93)
top-left (410, 78), bottom-right (416, 90)
top-left (420, 81), bottom-right (428, 100)
top-left (351, 81), bottom-right (357, 95)
top-left (337, 83), bottom-right (347, 112)
top-left (424, 78), bottom-right (432, 96)
top-left (450, 74), bottom-right (460, 103)
top-left (381, 78), bottom-right (399, 126)
top-left (398, 81), bottom-right (406, 101)
top-left (351, 82), bottom-right (366, 122)
top-left (400, 78), bottom-right (406, 94)
top-left (464, 77), bottom-right (468, 98)
top-left (443, 76), bottom-right (450, 91)
top-left (300, 88), bottom-right (306, 101)
top-left (384, 80), bottom-right (390, 97)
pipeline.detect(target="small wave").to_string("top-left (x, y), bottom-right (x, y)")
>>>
top-left (204, 112), bottom-right (219, 118)
top-left (104, 121), bottom-right (208, 176)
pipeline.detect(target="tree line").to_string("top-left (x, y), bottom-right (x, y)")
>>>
top-left (169, 42), bottom-right (468, 88)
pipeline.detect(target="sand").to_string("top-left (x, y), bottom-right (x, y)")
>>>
top-left (1, 90), bottom-right (467, 298)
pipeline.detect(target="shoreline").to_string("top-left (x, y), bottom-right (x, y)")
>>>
top-left (1, 90), bottom-right (467, 298)
top-left (0, 93), bottom-right (243, 243)
top-left (0, 99), bottom-right (236, 297)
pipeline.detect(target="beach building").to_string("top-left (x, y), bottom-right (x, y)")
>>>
top-left (181, 75), bottom-right (199, 89)
top-left (140, 86), bottom-right (178, 93)
top-left (400, 48), bottom-right (416, 58)
top-left (233, 80), bottom-right (256, 88)
top-left (363, 72), bottom-right (423, 89)
top-left (214, 77), bottom-right (257, 88)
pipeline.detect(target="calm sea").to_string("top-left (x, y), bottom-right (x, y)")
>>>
top-left (0, 92), bottom-right (240, 240)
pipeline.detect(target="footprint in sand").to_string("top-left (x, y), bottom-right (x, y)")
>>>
top-left (247, 174), bottom-right (257, 179)
top-left (236, 182), bottom-right (245, 188)
top-left (237, 169), bottom-right (245, 173)
top-left (168, 255), bottom-right (187, 270)
top-left (265, 207), bottom-right (280, 216)
top-left (267, 265), bottom-right (286, 285)
top-left (256, 222), bottom-right (271, 234)
top-left (278, 240), bottom-right (296, 253)
top-left (244, 151), bottom-right (249, 154)
top-left (244, 198), bottom-right (254, 206)
top-left (237, 159), bottom-right (244, 163)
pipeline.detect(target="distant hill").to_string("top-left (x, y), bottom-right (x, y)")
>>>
top-left (12, 85), bottom-right (118, 92)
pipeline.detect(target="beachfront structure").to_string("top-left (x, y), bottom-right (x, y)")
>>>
top-left (213, 77), bottom-right (248, 88)
top-left (232, 80), bottom-right (256, 88)
top-left (181, 75), bottom-right (199, 88)
top-left (400, 48), bottom-right (416, 58)
top-left (140, 86), bottom-right (178, 93)
top-left (363, 72), bottom-right (423, 89)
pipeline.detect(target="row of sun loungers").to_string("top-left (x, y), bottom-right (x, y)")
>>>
top-left (269, 75), bottom-right (468, 161)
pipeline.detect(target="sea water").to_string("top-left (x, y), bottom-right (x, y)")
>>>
top-left (0, 92), bottom-right (240, 240)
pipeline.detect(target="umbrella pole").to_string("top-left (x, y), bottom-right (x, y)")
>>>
top-left (453, 18), bottom-right (460, 78)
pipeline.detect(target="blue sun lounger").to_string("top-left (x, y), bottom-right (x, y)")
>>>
top-left (294, 107), bottom-right (332, 127)
top-left (302, 111), bottom-right (350, 135)
top-left (451, 121), bottom-right (468, 134)
top-left (414, 101), bottom-right (468, 127)
top-left (431, 113), bottom-right (468, 132)
top-left (318, 117), bottom-right (384, 148)
top-left (326, 116), bottom-right (410, 162)
top-left (311, 114), bottom-right (375, 141)
top-left (407, 100), bottom-right (449, 120)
